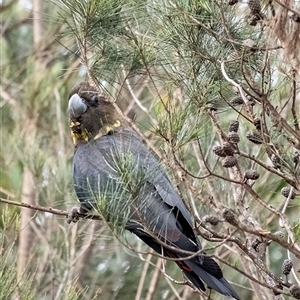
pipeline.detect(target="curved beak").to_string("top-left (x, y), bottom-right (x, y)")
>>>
top-left (68, 93), bottom-right (87, 119)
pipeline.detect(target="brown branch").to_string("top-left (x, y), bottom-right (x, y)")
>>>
top-left (262, 95), bottom-right (300, 145)
top-left (135, 252), bottom-right (153, 300)
top-left (239, 151), bottom-right (296, 186)
top-left (199, 222), bottom-right (294, 295)
top-left (217, 256), bottom-right (291, 296)
top-left (272, 0), bottom-right (300, 18)
top-left (145, 258), bottom-right (162, 300)
top-left (0, 197), bottom-right (101, 220)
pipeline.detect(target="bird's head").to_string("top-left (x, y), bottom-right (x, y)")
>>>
top-left (68, 82), bottom-right (121, 145)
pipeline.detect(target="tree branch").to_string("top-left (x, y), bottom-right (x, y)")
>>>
top-left (0, 197), bottom-right (101, 220)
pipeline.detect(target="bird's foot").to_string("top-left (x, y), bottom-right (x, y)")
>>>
top-left (67, 206), bottom-right (85, 224)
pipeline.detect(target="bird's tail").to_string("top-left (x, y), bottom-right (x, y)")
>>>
top-left (179, 258), bottom-right (240, 300)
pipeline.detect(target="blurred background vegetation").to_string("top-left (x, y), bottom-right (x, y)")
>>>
top-left (1, 0), bottom-right (300, 299)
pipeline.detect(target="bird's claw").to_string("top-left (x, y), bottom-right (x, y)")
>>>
top-left (67, 206), bottom-right (82, 224)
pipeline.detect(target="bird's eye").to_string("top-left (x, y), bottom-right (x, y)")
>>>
top-left (91, 95), bottom-right (99, 106)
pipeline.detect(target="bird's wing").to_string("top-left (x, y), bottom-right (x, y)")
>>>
top-left (73, 128), bottom-right (240, 299)
top-left (73, 128), bottom-right (200, 244)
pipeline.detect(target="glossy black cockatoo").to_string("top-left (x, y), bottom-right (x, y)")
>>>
top-left (68, 82), bottom-right (240, 299)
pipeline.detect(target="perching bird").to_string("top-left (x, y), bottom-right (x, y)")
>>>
top-left (68, 82), bottom-right (240, 299)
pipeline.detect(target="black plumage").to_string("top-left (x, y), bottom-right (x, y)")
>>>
top-left (68, 82), bottom-right (240, 299)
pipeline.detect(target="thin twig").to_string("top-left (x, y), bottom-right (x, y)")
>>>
top-left (135, 251), bottom-right (153, 300)
top-left (272, 0), bottom-right (300, 17)
top-left (145, 258), bottom-right (162, 300)
top-left (0, 197), bottom-right (101, 220)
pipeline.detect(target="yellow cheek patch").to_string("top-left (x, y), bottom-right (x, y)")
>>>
top-left (70, 119), bottom-right (121, 144)
top-left (70, 121), bottom-right (89, 144)
top-left (94, 120), bottom-right (121, 140)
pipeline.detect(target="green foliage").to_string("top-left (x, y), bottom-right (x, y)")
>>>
top-left (0, 212), bottom-right (35, 300)
top-left (1, 0), bottom-right (300, 299)
top-left (47, 0), bottom-right (300, 297)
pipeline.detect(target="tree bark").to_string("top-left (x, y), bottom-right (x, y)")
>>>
top-left (17, 0), bottom-right (42, 283)
top-left (17, 167), bottom-right (38, 280)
